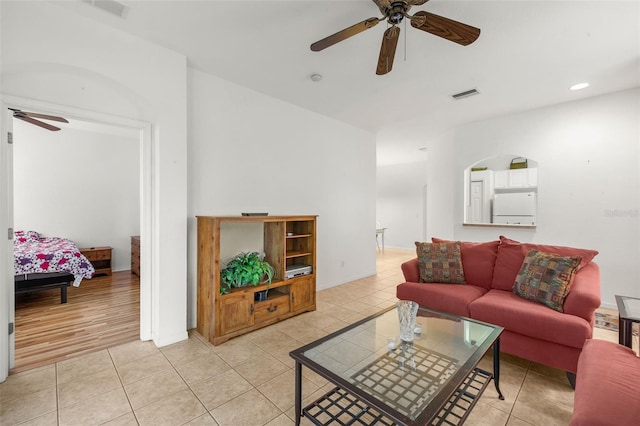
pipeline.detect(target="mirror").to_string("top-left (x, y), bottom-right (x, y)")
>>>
top-left (464, 155), bottom-right (538, 226)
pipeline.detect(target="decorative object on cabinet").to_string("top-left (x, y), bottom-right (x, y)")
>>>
top-left (220, 251), bottom-right (275, 295)
top-left (131, 236), bottom-right (140, 276)
top-left (79, 246), bottom-right (112, 277)
top-left (509, 157), bottom-right (528, 169)
top-left (197, 215), bottom-right (317, 345)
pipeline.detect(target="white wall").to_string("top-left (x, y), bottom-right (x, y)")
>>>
top-left (1, 1), bottom-right (188, 347)
top-left (13, 120), bottom-right (139, 271)
top-left (450, 89), bottom-right (640, 308)
top-left (187, 68), bottom-right (377, 329)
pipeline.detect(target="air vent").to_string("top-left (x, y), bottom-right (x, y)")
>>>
top-left (82, 0), bottom-right (129, 18)
top-left (451, 88), bottom-right (480, 100)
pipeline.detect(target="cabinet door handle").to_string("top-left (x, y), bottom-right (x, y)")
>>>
top-left (267, 306), bottom-right (278, 313)
top-left (291, 292), bottom-right (295, 302)
top-left (250, 304), bottom-right (254, 315)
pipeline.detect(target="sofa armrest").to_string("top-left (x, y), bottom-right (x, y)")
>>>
top-left (563, 262), bottom-right (601, 323)
top-left (401, 258), bottom-right (420, 282)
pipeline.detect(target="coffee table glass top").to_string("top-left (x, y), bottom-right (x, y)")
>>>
top-left (291, 305), bottom-right (502, 423)
top-left (616, 295), bottom-right (640, 321)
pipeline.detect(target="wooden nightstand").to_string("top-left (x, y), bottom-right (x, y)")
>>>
top-left (80, 246), bottom-right (112, 277)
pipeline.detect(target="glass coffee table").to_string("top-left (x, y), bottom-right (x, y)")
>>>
top-left (290, 305), bottom-right (504, 426)
top-left (615, 294), bottom-right (640, 350)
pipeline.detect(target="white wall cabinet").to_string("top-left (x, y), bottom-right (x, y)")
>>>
top-left (494, 168), bottom-right (538, 189)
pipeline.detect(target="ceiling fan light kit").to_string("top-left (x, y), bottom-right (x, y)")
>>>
top-left (310, 0), bottom-right (480, 75)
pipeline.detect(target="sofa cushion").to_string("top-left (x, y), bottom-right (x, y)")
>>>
top-left (492, 236), bottom-right (598, 291)
top-left (415, 241), bottom-right (466, 284)
top-left (570, 339), bottom-right (640, 426)
top-left (397, 282), bottom-right (487, 317)
top-left (469, 289), bottom-right (592, 349)
top-left (432, 238), bottom-right (499, 290)
top-left (513, 249), bottom-right (582, 312)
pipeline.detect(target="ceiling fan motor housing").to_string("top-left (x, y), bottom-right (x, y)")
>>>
top-left (388, 2), bottom-right (409, 24)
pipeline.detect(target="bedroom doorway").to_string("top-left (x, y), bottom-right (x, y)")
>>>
top-left (1, 98), bottom-right (153, 378)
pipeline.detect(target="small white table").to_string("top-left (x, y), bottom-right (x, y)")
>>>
top-left (376, 228), bottom-right (387, 253)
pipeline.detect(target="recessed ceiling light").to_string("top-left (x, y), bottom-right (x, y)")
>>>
top-left (310, 73), bottom-right (323, 82)
top-left (570, 82), bottom-right (589, 91)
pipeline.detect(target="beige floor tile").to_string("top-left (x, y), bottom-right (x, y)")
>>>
top-left (160, 337), bottom-right (214, 366)
top-left (211, 388), bottom-right (281, 426)
top-left (464, 399), bottom-right (510, 425)
top-left (256, 369), bottom-right (320, 412)
top-left (234, 353), bottom-right (290, 387)
top-left (174, 352), bottom-right (231, 385)
top-left (116, 352), bottom-right (173, 385)
top-left (56, 349), bottom-right (115, 385)
top-left (478, 381), bottom-right (520, 414)
top-left (123, 368), bottom-right (189, 410)
top-left (57, 367), bottom-right (122, 408)
top-left (0, 387), bottom-right (56, 425)
top-left (183, 413), bottom-right (220, 425)
top-left (507, 415), bottom-right (535, 425)
top-left (190, 369), bottom-right (253, 410)
top-left (265, 413), bottom-right (294, 426)
top-left (0, 364), bottom-right (56, 403)
top-left (102, 411), bottom-right (139, 425)
top-left (58, 387), bottom-right (131, 426)
top-left (108, 339), bottom-right (162, 367)
top-left (518, 371), bottom-right (574, 410)
top-left (212, 338), bottom-right (269, 368)
top-left (15, 410), bottom-right (58, 426)
top-left (134, 388), bottom-right (207, 425)
top-left (511, 389), bottom-right (573, 426)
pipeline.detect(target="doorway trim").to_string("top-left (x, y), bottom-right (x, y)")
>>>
top-left (1, 95), bottom-right (153, 380)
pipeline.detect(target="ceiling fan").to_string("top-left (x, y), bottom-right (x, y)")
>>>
top-left (310, 0), bottom-right (480, 75)
top-left (9, 108), bottom-right (69, 131)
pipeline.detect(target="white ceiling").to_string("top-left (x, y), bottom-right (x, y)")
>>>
top-left (55, 0), bottom-right (639, 164)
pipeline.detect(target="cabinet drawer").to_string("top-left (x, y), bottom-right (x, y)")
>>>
top-left (81, 247), bottom-right (111, 261)
top-left (254, 294), bottom-right (290, 323)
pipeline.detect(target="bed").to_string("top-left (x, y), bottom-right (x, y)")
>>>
top-left (14, 230), bottom-right (95, 304)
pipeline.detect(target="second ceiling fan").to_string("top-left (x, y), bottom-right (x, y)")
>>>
top-left (311, 0), bottom-right (480, 75)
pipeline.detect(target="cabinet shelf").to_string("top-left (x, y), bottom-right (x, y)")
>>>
top-left (197, 215), bottom-right (317, 345)
top-left (286, 251), bottom-right (313, 259)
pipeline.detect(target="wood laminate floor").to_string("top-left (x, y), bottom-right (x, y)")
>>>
top-left (11, 270), bottom-right (140, 374)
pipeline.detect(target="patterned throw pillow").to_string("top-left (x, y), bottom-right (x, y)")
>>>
top-left (513, 249), bottom-right (582, 312)
top-left (415, 241), bottom-right (466, 284)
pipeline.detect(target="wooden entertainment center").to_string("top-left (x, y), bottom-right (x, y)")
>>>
top-left (196, 215), bottom-right (317, 345)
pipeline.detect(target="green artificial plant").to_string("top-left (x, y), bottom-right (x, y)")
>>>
top-left (220, 251), bottom-right (275, 295)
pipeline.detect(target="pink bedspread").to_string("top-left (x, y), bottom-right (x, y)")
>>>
top-left (14, 231), bottom-right (95, 284)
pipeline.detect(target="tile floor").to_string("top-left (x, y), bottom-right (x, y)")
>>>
top-left (0, 248), bottom-right (626, 426)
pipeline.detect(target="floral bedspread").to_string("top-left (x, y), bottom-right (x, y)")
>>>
top-left (14, 230), bottom-right (95, 286)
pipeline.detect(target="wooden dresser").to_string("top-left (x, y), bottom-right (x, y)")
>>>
top-left (80, 246), bottom-right (112, 277)
top-left (131, 236), bottom-right (140, 276)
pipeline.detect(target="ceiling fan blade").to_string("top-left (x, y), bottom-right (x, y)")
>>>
top-left (311, 17), bottom-right (381, 52)
top-left (21, 111), bottom-right (69, 123)
top-left (15, 115), bottom-right (61, 131)
top-left (410, 10), bottom-right (480, 46)
top-left (371, 0), bottom-right (392, 14)
top-left (376, 26), bottom-right (400, 75)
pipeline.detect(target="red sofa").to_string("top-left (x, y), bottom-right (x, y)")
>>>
top-left (397, 236), bottom-right (601, 374)
top-left (570, 339), bottom-right (640, 425)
